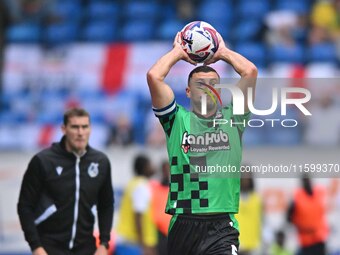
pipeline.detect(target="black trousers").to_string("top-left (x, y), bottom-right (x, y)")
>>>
top-left (157, 230), bottom-right (168, 255)
top-left (41, 238), bottom-right (96, 255)
top-left (168, 214), bottom-right (239, 255)
top-left (299, 242), bottom-right (326, 255)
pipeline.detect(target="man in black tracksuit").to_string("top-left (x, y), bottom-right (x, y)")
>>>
top-left (17, 108), bottom-right (114, 255)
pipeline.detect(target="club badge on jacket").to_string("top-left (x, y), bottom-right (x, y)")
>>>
top-left (88, 163), bottom-right (99, 178)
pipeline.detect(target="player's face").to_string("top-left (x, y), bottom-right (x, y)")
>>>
top-left (187, 72), bottom-right (220, 114)
top-left (62, 116), bottom-right (91, 154)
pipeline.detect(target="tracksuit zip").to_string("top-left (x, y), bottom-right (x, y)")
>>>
top-left (69, 155), bottom-right (81, 249)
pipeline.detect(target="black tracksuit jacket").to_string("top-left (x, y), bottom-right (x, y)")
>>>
top-left (17, 137), bottom-right (114, 252)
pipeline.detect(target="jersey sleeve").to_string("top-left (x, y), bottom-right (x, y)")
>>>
top-left (152, 99), bottom-right (178, 138)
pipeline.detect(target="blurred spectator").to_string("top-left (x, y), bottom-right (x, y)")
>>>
top-left (236, 170), bottom-right (262, 255)
top-left (146, 111), bottom-right (166, 147)
top-left (116, 155), bottom-right (157, 255)
top-left (107, 114), bottom-right (134, 147)
top-left (0, 0), bottom-right (10, 110)
top-left (287, 174), bottom-right (329, 255)
top-left (310, 0), bottom-right (340, 44)
top-left (269, 230), bottom-right (293, 255)
top-left (265, 11), bottom-right (299, 46)
top-left (146, 121), bottom-right (166, 148)
top-left (265, 10), bottom-right (308, 47)
top-left (9, 0), bottom-right (55, 24)
top-left (150, 160), bottom-right (171, 255)
top-left (176, 0), bottom-right (197, 21)
top-left (304, 92), bottom-right (340, 146)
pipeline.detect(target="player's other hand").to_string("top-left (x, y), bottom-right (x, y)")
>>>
top-left (93, 244), bottom-right (108, 255)
top-left (143, 246), bottom-right (157, 255)
top-left (173, 32), bottom-right (197, 65)
top-left (204, 32), bottom-right (228, 65)
top-left (32, 247), bottom-right (48, 255)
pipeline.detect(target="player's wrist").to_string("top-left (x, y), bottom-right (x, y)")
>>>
top-left (172, 46), bottom-right (186, 60)
top-left (100, 241), bottom-right (109, 249)
top-left (219, 47), bottom-right (232, 61)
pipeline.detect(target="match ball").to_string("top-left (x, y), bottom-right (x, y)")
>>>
top-left (180, 21), bottom-right (219, 63)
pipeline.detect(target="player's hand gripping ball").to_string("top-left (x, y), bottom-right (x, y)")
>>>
top-left (180, 21), bottom-right (219, 63)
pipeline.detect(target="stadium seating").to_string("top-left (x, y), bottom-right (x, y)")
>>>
top-left (265, 108), bottom-right (302, 145)
top-left (276, 0), bottom-right (311, 14)
top-left (269, 44), bottom-right (305, 64)
top-left (235, 42), bottom-right (267, 68)
top-left (161, 4), bottom-right (177, 20)
top-left (237, 0), bottom-right (271, 20)
top-left (2, 0), bottom-right (340, 149)
top-left (123, 2), bottom-right (160, 21)
top-left (198, 0), bottom-right (233, 27)
top-left (121, 20), bottom-right (154, 41)
top-left (0, 111), bottom-right (28, 124)
top-left (87, 2), bottom-right (120, 21)
top-left (233, 20), bottom-right (263, 43)
top-left (44, 23), bottom-right (79, 44)
top-left (82, 21), bottom-right (117, 42)
top-left (209, 22), bottom-right (231, 41)
top-left (243, 126), bottom-right (267, 146)
top-left (157, 20), bottom-right (186, 41)
top-left (50, 1), bottom-right (82, 22)
top-left (6, 23), bottom-right (41, 43)
top-left (307, 43), bottom-right (338, 63)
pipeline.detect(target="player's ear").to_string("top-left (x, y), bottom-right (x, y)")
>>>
top-left (186, 86), bottom-right (191, 98)
top-left (61, 124), bottom-right (66, 134)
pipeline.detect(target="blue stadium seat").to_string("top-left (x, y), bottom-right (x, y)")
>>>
top-left (44, 23), bottom-right (78, 44)
top-left (293, 27), bottom-right (308, 44)
top-left (276, 0), bottom-right (310, 14)
top-left (266, 108), bottom-right (302, 145)
top-left (267, 126), bottom-right (301, 145)
top-left (243, 126), bottom-right (266, 146)
top-left (124, 2), bottom-right (160, 20)
top-left (210, 22), bottom-right (231, 41)
top-left (82, 21), bottom-right (117, 42)
top-left (233, 20), bottom-right (262, 42)
top-left (50, 1), bottom-right (82, 22)
top-left (238, 0), bottom-right (270, 20)
top-left (121, 21), bottom-right (154, 41)
top-left (175, 92), bottom-right (190, 109)
top-left (76, 89), bottom-right (106, 101)
top-left (157, 20), bottom-right (185, 41)
top-left (36, 111), bottom-right (62, 125)
top-left (6, 23), bottom-right (41, 43)
top-left (0, 111), bottom-right (28, 124)
top-left (270, 44), bottom-right (305, 64)
top-left (162, 4), bottom-right (177, 20)
top-left (198, 0), bottom-right (233, 27)
top-left (307, 43), bottom-right (337, 63)
top-left (235, 42), bottom-right (267, 68)
top-left (87, 2), bottom-right (119, 21)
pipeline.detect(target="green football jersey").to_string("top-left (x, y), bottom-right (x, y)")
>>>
top-left (154, 100), bottom-right (250, 214)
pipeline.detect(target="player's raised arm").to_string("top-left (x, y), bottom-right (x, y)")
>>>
top-left (205, 33), bottom-right (258, 112)
top-left (147, 32), bottom-right (196, 109)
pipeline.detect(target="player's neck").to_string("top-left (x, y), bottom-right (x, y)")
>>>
top-left (194, 111), bottom-right (215, 118)
top-left (192, 106), bottom-right (217, 119)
